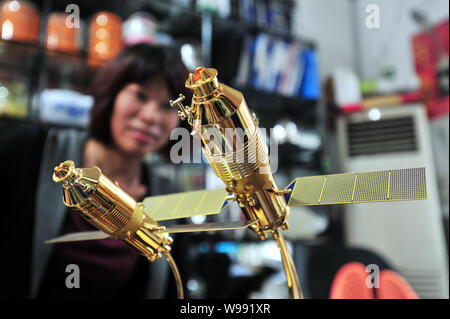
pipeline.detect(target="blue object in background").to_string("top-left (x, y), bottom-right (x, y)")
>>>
top-left (299, 50), bottom-right (320, 100)
top-left (215, 241), bottom-right (239, 255)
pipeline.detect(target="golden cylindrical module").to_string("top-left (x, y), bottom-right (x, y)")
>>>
top-left (53, 160), bottom-right (172, 261)
top-left (53, 160), bottom-right (184, 298)
top-left (171, 67), bottom-right (303, 298)
top-left (173, 67), bottom-right (290, 240)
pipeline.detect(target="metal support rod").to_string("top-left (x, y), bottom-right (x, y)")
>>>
top-left (164, 252), bottom-right (184, 299)
top-left (272, 228), bottom-right (303, 299)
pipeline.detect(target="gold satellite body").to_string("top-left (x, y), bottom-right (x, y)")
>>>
top-left (168, 67), bottom-right (427, 298)
top-left (52, 161), bottom-right (173, 262)
top-left (173, 67), bottom-right (290, 240)
top-left (49, 67), bottom-right (428, 299)
top-left (51, 160), bottom-right (255, 299)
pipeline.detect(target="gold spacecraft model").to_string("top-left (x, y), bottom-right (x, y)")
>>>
top-left (49, 68), bottom-right (428, 299)
top-left (50, 160), bottom-right (256, 299)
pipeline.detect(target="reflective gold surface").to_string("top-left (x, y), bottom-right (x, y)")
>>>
top-left (286, 167), bottom-right (427, 206)
top-left (142, 188), bottom-right (231, 221)
top-left (173, 67), bottom-right (429, 299)
top-left (53, 160), bottom-right (183, 298)
top-left (175, 67), bottom-right (301, 298)
top-left (163, 220), bottom-right (256, 233)
top-left (272, 228), bottom-right (302, 299)
top-left (44, 230), bottom-right (110, 244)
top-left (173, 67), bottom-right (290, 239)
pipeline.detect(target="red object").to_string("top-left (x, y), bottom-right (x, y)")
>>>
top-left (340, 103), bottom-right (363, 114)
top-left (329, 262), bottom-right (374, 299)
top-left (329, 262), bottom-right (420, 299)
top-left (401, 91), bottom-right (423, 103)
top-left (340, 91), bottom-right (423, 114)
top-left (376, 270), bottom-right (419, 299)
top-left (193, 67), bottom-right (204, 82)
top-left (412, 19), bottom-right (449, 119)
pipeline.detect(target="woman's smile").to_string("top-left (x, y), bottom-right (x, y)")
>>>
top-left (127, 126), bottom-right (159, 144)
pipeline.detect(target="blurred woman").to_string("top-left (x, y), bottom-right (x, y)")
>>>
top-left (0, 44), bottom-right (190, 298)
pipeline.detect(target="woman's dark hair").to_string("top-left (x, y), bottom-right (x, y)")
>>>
top-left (89, 44), bottom-right (191, 149)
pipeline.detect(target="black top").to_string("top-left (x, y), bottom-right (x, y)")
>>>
top-left (0, 119), bottom-right (47, 298)
top-left (0, 119), bottom-right (180, 298)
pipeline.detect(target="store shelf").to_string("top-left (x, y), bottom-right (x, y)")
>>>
top-left (0, 40), bottom-right (39, 71)
top-left (1, 0), bottom-right (321, 171)
top-left (0, 115), bottom-right (87, 131)
top-left (146, 0), bottom-right (314, 48)
top-left (0, 0), bottom-right (331, 300)
top-left (236, 85), bottom-right (319, 127)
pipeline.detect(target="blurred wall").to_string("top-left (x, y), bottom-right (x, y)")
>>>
top-left (355, 0), bottom-right (449, 89)
top-left (294, 0), bottom-right (449, 87)
top-left (292, 0), bottom-right (358, 80)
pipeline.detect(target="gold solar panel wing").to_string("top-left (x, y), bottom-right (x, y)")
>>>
top-left (285, 167), bottom-right (427, 207)
top-left (163, 220), bottom-right (256, 234)
top-left (45, 230), bottom-right (110, 244)
top-left (142, 188), bottom-right (232, 221)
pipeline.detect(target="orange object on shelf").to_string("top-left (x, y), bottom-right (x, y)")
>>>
top-left (412, 19), bottom-right (449, 119)
top-left (0, 0), bottom-right (39, 43)
top-left (329, 262), bottom-right (374, 299)
top-left (45, 12), bottom-right (80, 54)
top-left (329, 262), bottom-right (420, 299)
top-left (88, 12), bottom-right (122, 65)
top-left (376, 270), bottom-right (419, 299)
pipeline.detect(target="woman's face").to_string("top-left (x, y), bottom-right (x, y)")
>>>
top-left (110, 78), bottom-right (180, 157)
